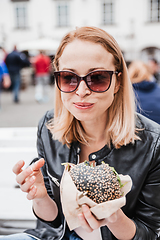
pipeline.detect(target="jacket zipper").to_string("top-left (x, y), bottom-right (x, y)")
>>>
top-left (26, 233), bottom-right (41, 240)
top-left (46, 169), bottom-right (67, 240)
top-left (25, 170), bottom-right (61, 240)
top-left (44, 150), bottom-right (80, 240)
top-left (59, 219), bottom-right (66, 240)
top-left (47, 169), bottom-right (60, 187)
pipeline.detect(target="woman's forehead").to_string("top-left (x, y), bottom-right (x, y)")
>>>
top-left (59, 40), bottom-right (114, 69)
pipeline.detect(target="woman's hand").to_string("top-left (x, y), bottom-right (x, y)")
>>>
top-left (12, 158), bottom-right (47, 200)
top-left (78, 205), bottom-right (136, 240)
top-left (78, 204), bottom-right (117, 232)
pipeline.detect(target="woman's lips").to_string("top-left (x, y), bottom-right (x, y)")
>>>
top-left (74, 102), bottom-right (94, 109)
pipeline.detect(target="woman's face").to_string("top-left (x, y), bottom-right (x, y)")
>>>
top-left (58, 39), bottom-right (119, 124)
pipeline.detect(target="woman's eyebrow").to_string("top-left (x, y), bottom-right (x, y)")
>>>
top-left (61, 68), bottom-right (76, 72)
top-left (88, 67), bottom-right (106, 72)
top-left (61, 67), bottom-right (106, 73)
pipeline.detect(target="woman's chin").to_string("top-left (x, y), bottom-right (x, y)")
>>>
top-left (73, 114), bottom-right (95, 123)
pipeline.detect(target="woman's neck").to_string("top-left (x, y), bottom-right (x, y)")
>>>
top-left (79, 125), bottom-right (107, 163)
top-left (81, 117), bottom-right (107, 142)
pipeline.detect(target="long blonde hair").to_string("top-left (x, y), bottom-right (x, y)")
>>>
top-left (128, 60), bottom-right (152, 84)
top-left (48, 26), bottom-right (139, 148)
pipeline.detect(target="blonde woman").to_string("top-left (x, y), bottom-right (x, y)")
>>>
top-left (5, 27), bottom-right (160, 240)
top-left (129, 60), bottom-right (160, 124)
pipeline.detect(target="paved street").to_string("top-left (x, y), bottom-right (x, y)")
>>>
top-left (0, 85), bottom-right (55, 127)
top-left (0, 85), bottom-right (55, 235)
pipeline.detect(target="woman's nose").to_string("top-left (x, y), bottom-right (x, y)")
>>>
top-left (75, 80), bottom-right (91, 97)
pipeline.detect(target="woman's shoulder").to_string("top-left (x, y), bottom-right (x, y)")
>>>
top-left (136, 113), bottom-right (160, 136)
top-left (38, 109), bottom-right (54, 132)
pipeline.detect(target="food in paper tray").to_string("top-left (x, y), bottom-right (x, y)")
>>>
top-left (69, 161), bottom-right (122, 204)
top-left (60, 161), bottom-right (132, 230)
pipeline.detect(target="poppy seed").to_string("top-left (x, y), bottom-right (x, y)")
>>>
top-left (69, 161), bottom-right (121, 204)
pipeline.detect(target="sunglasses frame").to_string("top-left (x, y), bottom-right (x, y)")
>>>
top-left (54, 70), bottom-right (119, 93)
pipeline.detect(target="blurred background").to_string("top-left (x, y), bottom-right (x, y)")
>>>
top-left (0, 0), bottom-right (160, 236)
top-left (1, 0), bottom-right (160, 63)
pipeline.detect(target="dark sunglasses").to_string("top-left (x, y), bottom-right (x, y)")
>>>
top-left (54, 70), bottom-right (119, 93)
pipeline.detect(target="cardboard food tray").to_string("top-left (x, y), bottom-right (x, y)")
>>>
top-left (60, 165), bottom-right (132, 230)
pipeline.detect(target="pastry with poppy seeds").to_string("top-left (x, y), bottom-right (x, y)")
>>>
top-left (69, 161), bottom-right (121, 204)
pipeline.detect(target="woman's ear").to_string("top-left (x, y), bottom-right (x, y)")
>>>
top-left (114, 72), bottom-right (121, 94)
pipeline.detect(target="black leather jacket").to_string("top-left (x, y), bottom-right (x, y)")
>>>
top-left (25, 109), bottom-right (160, 240)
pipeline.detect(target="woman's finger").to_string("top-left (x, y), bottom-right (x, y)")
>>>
top-left (15, 158), bottom-right (44, 185)
top-left (27, 185), bottom-right (37, 200)
top-left (78, 212), bottom-right (93, 233)
top-left (12, 160), bottom-right (25, 175)
top-left (30, 158), bottom-right (45, 172)
top-left (107, 212), bottom-right (118, 223)
top-left (20, 175), bottom-right (36, 193)
top-left (81, 205), bottom-right (100, 230)
top-left (16, 166), bottom-right (33, 185)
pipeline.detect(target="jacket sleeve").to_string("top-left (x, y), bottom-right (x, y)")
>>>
top-left (35, 111), bottom-right (62, 228)
top-left (36, 112), bottom-right (54, 199)
top-left (132, 136), bottom-right (160, 240)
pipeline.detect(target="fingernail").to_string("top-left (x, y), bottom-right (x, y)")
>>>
top-left (82, 205), bottom-right (88, 212)
top-left (30, 176), bottom-right (35, 183)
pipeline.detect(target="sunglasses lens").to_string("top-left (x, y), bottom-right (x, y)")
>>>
top-left (55, 70), bottom-right (112, 93)
top-left (87, 71), bottom-right (111, 92)
top-left (57, 72), bottom-right (78, 92)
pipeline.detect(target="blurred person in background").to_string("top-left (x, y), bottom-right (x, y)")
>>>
top-left (147, 58), bottom-right (160, 83)
top-left (33, 50), bottom-right (51, 103)
top-left (5, 45), bottom-right (30, 103)
top-left (0, 60), bottom-right (11, 109)
top-left (128, 60), bottom-right (160, 124)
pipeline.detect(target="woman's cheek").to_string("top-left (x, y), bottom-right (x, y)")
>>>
top-left (61, 94), bottom-right (72, 110)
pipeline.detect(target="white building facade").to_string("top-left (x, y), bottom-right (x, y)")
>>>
top-left (0, 0), bottom-right (160, 62)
